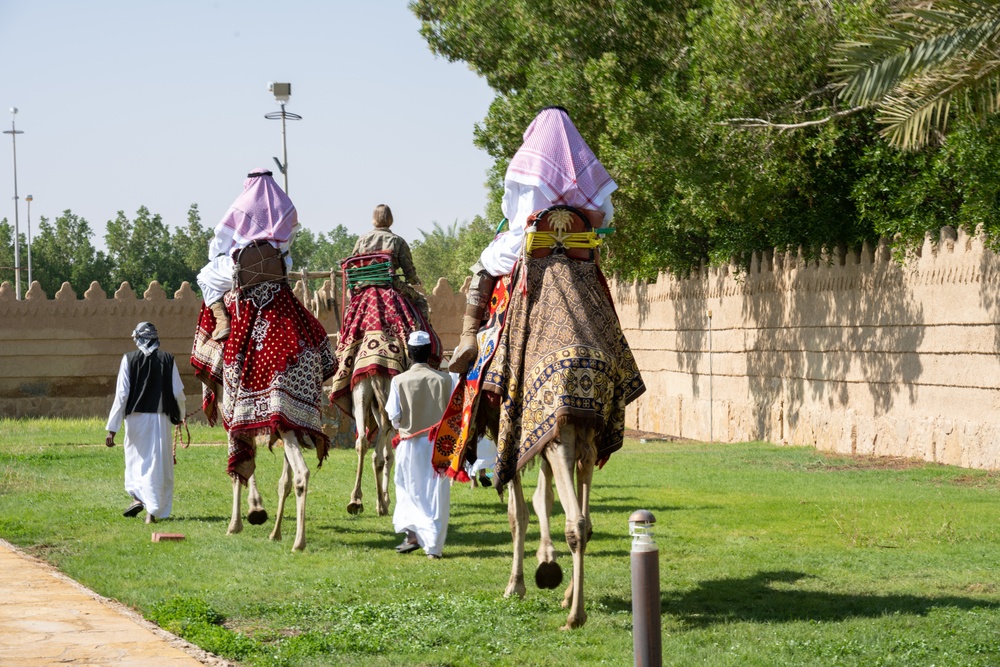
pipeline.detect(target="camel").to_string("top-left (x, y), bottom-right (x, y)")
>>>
top-left (441, 208), bottom-right (643, 630)
top-left (225, 431), bottom-right (312, 552)
top-left (346, 375), bottom-right (395, 516)
top-left (329, 249), bottom-right (442, 517)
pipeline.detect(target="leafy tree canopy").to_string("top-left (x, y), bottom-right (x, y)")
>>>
top-left (413, 0), bottom-right (1000, 276)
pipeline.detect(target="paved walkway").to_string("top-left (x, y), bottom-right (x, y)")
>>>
top-left (0, 538), bottom-right (231, 667)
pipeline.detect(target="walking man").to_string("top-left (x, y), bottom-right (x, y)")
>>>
top-left (388, 331), bottom-right (456, 559)
top-left (106, 322), bottom-right (185, 524)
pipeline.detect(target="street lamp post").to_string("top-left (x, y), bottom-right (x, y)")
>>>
top-left (25, 194), bottom-right (32, 286)
top-left (3, 107), bottom-right (23, 300)
top-left (265, 82), bottom-right (301, 194)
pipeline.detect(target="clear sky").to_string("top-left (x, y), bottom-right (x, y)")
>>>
top-left (0, 1), bottom-right (496, 251)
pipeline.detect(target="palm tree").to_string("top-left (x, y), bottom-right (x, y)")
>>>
top-left (833, 0), bottom-right (1000, 150)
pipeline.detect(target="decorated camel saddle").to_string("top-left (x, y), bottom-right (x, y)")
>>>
top-left (328, 252), bottom-right (442, 422)
top-left (432, 205), bottom-right (644, 484)
top-left (191, 240), bottom-right (335, 481)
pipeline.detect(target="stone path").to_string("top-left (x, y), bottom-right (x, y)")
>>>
top-left (0, 538), bottom-right (232, 667)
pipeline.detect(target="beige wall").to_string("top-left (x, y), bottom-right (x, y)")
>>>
top-left (5, 232), bottom-right (1000, 470)
top-left (0, 277), bottom-right (465, 434)
top-left (612, 226), bottom-right (1000, 469)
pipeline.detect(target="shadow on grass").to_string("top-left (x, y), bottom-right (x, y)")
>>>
top-left (170, 516), bottom-right (232, 523)
top-left (601, 571), bottom-right (1000, 627)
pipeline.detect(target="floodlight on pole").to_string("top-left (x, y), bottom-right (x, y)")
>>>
top-left (25, 194), bottom-right (32, 286)
top-left (265, 82), bottom-right (301, 194)
top-left (3, 107), bottom-right (23, 300)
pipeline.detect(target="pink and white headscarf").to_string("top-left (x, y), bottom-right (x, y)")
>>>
top-left (504, 107), bottom-right (617, 210)
top-left (208, 169), bottom-right (298, 260)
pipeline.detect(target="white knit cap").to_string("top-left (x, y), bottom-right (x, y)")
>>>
top-left (408, 330), bottom-right (431, 346)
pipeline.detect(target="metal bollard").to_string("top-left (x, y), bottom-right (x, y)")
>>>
top-left (630, 509), bottom-right (662, 667)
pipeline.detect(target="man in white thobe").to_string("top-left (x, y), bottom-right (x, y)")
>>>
top-left (106, 322), bottom-right (186, 524)
top-left (387, 330), bottom-right (456, 559)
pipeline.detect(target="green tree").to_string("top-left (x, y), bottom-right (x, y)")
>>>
top-left (169, 204), bottom-right (213, 291)
top-left (30, 210), bottom-right (113, 295)
top-left (106, 206), bottom-right (187, 293)
top-left (0, 219), bottom-right (23, 289)
top-left (411, 221), bottom-right (461, 290)
top-left (833, 0), bottom-right (1000, 150)
top-left (285, 225), bottom-right (359, 290)
top-left (307, 225), bottom-right (359, 273)
top-left (290, 227), bottom-right (319, 273)
top-left (411, 0), bottom-right (895, 276)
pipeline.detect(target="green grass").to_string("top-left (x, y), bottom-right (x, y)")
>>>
top-left (3, 417), bottom-right (1000, 666)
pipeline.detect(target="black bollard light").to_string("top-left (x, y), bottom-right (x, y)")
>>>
top-left (630, 509), bottom-right (661, 667)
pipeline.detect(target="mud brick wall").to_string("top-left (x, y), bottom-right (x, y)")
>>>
top-left (611, 227), bottom-right (1000, 469)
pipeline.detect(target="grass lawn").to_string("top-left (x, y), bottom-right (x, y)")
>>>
top-left (3, 417), bottom-right (1000, 666)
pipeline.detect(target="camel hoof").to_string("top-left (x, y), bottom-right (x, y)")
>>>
top-left (347, 502), bottom-right (364, 516)
top-left (247, 509), bottom-right (268, 525)
top-left (535, 561), bottom-right (563, 590)
top-left (226, 522), bottom-right (242, 536)
top-left (560, 613), bottom-right (586, 630)
top-left (504, 580), bottom-right (526, 600)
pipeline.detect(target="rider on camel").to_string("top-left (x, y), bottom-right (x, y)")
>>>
top-left (448, 106), bottom-right (617, 373)
top-left (432, 106), bottom-right (643, 485)
top-left (191, 169), bottom-right (335, 482)
top-left (348, 204), bottom-right (429, 321)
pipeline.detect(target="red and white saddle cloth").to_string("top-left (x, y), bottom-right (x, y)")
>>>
top-left (191, 280), bottom-right (335, 482)
top-left (328, 253), bottom-right (442, 424)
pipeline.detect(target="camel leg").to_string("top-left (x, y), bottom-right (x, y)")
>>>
top-left (548, 425), bottom-right (594, 630)
top-left (227, 475), bottom-right (243, 535)
top-left (269, 450), bottom-right (293, 542)
top-left (372, 434), bottom-right (388, 516)
top-left (246, 473), bottom-right (268, 525)
top-left (281, 432), bottom-right (310, 552)
top-left (504, 471), bottom-right (528, 600)
top-left (562, 436), bottom-right (596, 614)
top-left (348, 381), bottom-right (372, 515)
top-left (380, 432), bottom-right (395, 515)
top-left (370, 375), bottom-right (393, 516)
top-left (534, 458), bottom-right (563, 590)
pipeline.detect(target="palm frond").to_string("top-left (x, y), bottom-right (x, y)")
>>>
top-left (876, 46), bottom-right (1000, 148)
top-left (831, 0), bottom-right (1000, 149)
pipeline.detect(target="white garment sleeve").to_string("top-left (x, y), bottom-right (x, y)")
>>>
top-left (171, 359), bottom-right (186, 418)
top-left (197, 254), bottom-right (235, 306)
top-left (106, 355), bottom-right (130, 433)
top-left (386, 376), bottom-right (402, 430)
top-left (480, 184), bottom-right (614, 277)
top-left (599, 196), bottom-right (614, 225)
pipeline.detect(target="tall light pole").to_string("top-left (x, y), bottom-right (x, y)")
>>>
top-left (3, 107), bottom-right (23, 300)
top-left (265, 82), bottom-right (301, 194)
top-left (25, 194), bottom-right (32, 286)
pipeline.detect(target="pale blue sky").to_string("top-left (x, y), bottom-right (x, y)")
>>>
top-left (0, 1), bottom-right (495, 251)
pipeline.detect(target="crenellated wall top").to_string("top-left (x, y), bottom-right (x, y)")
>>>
top-left (609, 226), bottom-right (999, 305)
top-left (0, 280), bottom-right (204, 319)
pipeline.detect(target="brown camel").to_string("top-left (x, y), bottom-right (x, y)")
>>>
top-left (503, 425), bottom-right (596, 629)
top-left (346, 375), bottom-right (395, 516)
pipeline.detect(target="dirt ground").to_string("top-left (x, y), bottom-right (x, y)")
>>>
top-left (0, 538), bottom-right (232, 667)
